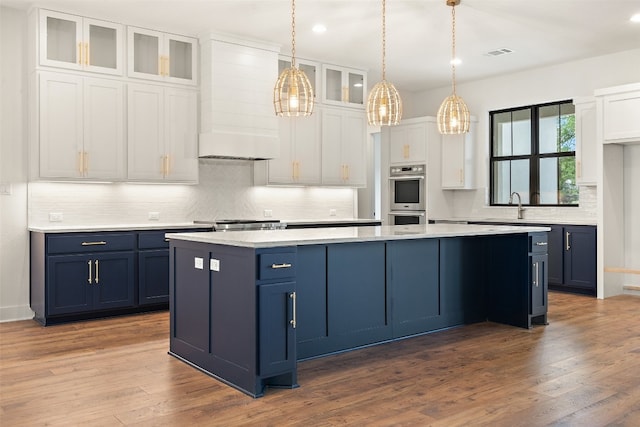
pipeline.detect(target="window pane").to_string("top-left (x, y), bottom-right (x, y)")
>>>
top-left (492, 112), bottom-right (512, 156)
top-left (559, 103), bottom-right (575, 152)
top-left (512, 110), bottom-right (531, 156)
top-left (539, 105), bottom-right (559, 154)
top-left (539, 156), bottom-right (578, 205)
top-left (492, 159), bottom-right (529, 204)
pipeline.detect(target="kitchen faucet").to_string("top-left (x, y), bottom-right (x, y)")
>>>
top-left (509, 191), bottom-right (525, 219)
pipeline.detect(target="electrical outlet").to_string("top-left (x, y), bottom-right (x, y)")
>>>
top-left (148, 212), bottom-right (160, 221)
top-left (210, 259), bottom-right (220, 271)
top-left (264, 209), bottom-right (273, 218)
top-left (49, 212), bottom-right (63, 222)
top-left (329, 209), bottom-right (337, 216)
top-left (194, 257), bottom-right (203, 270)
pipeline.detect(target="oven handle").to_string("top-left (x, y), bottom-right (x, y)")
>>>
top-left (389, 175), bottom-right (425, 181)
top-left (390, 211), bottom-right (426, 217)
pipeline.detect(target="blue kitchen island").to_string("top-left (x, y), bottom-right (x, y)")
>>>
top-left (166, 223), bottom-right (549, 397)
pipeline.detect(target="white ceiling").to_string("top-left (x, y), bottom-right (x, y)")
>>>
top-left (5, 0), bottom-right (640, 92)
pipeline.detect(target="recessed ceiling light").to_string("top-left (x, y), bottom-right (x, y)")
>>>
top-left (312, 24), bottom-right (327, 33)
top-left (450, 58), bottom-right (462, 66)
top-left (631, 13), bottom-right (640, 23)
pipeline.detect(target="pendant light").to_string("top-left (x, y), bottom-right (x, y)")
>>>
top-left (366, 0), bottom-right (402, 126)
top-left (273, 0), bottom-right (314, 117)
top-left (437, 0), bottom-right (470, 134)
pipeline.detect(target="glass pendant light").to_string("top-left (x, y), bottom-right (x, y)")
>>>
top-left (366, 0), bottom-right (402, 126)
top-left (437, 0), bottom-right (470, 134)
top-left (274, 0), bottom-right (314, 117)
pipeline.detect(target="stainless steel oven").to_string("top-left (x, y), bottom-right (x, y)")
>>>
top-left (389, 164), bottom-right (425, 211)
top-left (388, 211), bottom-right (426, 225)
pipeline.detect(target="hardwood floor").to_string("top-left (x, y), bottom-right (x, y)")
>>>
top-left (1, 292), bottom-right (639, 426)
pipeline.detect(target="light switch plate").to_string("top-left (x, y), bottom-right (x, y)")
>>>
top-left (210, 259), bottom-right (220, 271)
top-left (194, 257), bottom-right (204, 269)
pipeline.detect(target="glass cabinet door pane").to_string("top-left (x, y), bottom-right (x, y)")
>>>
top-left (299, 63), bottom-right (317, 96)
top-left (133, 32), bottom-right (160, 75)
top-left (348, 72), bottom-right (364, 105)
top-left (325, 68), bottom-right (342, 102)
top-left (46, 16), bottom-right (78, 64)
top-left (88, 24), bottom-right (117, 69)
top-left (169, 39), bottom-right (192, 80)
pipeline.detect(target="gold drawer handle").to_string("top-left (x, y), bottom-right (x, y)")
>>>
top-left (81, 241), bottom-right (107, 246)
top-left (271, 263), bottom-right (292, 269)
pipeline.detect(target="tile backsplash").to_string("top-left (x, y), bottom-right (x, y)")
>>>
top-left (28, 159), bottom-right (356, 226)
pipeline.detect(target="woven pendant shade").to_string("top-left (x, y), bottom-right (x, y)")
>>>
top-left (367, 80), bottom-right (402, 126)
top-left (273, 0), bottom-right (314, 117)
top-left (274, 66), bottom-right (314, 117)
top-left (366, 0), bottom-right (402, 126)
top-left (437, 93), bottom-right (470, 134)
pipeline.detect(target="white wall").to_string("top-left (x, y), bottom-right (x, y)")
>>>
top-left (624, 144), bottom-right (640, 287)
top-left (0, 7), bottom-right (31, 322)
top-left (404, 48), bottom-right (640, 223)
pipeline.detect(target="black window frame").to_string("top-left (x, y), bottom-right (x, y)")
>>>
top-left (489, 99), bottom-right (577, 207)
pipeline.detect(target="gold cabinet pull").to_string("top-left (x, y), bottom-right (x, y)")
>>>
top-left (164, 56), bottom-right (170, 76)
top-left (345, 164), bottom-right (350, 181)
top-left (83, 151), bottom-right (88, 176)
top-left (78, 42), bottom-right (82, 65)
top-left (81, 241), bottom-right (107, 246)
top-left (85, 43), bottom-right (89, 66)
top-left (160, 155), bottom-right (166, 177)
top-left (565, 231), bottom-right (571, 251)
top-left (165, 154), bottom-right (171, 176)
top-left (87, 260), bottom-right (92, 284)
top-left (403, 144), bottom-right (409, 159)
top-left (94, 260), bottom-right (99, 284)
top-left (271, 263), bottom-right (292, 269)
top-left (289, 292), bottom-right (297, 328)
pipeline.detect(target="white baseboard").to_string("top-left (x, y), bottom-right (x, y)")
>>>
top-left (0, 305), bottom-right (34, 323)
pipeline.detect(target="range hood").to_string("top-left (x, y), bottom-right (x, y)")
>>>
top-left (199, 33), bottom-right (280, 160)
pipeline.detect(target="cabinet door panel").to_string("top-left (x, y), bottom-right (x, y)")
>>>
top-left (39, 10), bottom-right (83, 71)
top-left (296, 245), bottom-right (329, 359)
top-left (293, 113), bottom-right (321, 184)
top-left (47, 254), bottom-right (93, 315)
top-left (127, 83), bottom-right (165, 180)
top-left (93, 252), bottom-right (135, 309)
top-left (83, 18), bottom-right (123, 75)
top-left (138, 250), bottom-right (169, 305)
top-left (128, 27), bottom-right (163, 81)
top-left (564, 226), bottom-right (596, 290)
top-left (83, 78), bottom-right (125, 179)
top-left (165, 34), bottom-right (197, 85)
top-left (258, 281), bottom-right (296, 377)
top-left (341, 111), bottom-right (366, 186)
top-left (39, 72), bottom-right (83, 178)
top-left (321, 109), bottom-right (344, 184)
top-left (164, 88), bottom-right (198, 181)
top-left (388, 239), bottom-right (440, 337)
top-left (531, 254), bottom-right (548, 317)
top-left (327, 242), bottom-right (390, 349)
top-left (547, 226), bottom-right (563, 285)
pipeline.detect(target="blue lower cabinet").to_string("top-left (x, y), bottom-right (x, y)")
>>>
top-left (47, 252), bottom-right (135, 316)
top-left (258, 281), bottom-right (296, 378)
top-left (327, 242), bottom-right (391, 351)
top-left (563, 226), bottom-right (596, 292)
top-left (387, 239), bottom-right (441, 337)
top-left (138, 250), bottom-right (170, 306)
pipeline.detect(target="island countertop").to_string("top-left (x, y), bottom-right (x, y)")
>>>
top-left (167, 223), bottom-right (550, 248)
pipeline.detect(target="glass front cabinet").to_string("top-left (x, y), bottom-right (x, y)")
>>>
top-left (127, 26), bottom-right (198, 85)
top-left (321, 64), bottom-right (366, 108)
top-left (38, 10), bottom-right (124, 75)
top-left (278, 57), bottom-right (320, 102)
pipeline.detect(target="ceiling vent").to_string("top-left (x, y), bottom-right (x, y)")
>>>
top-left (485, 48), bottom-right (514, 57)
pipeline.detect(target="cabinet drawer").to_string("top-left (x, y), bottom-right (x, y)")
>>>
top-left (258, 252), bottom-right (297, 281)
top-left (529, 233), bottom-right (548, 254)
top-left (138, 231), bottom-right (170, 249)
top-left (47, 233), bottom-right (135, 255)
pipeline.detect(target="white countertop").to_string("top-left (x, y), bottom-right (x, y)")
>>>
top-left (432, 217), bottom-right (597, 226)
top-left (28, 223), bottom-right (212, 233)
top-left (166, 223), bottom-right (550, 248)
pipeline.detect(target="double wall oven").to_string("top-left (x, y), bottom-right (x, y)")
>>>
top-left (388, 164), bottom-right (426, 225)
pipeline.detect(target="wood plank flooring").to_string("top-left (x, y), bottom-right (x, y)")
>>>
top-left (1, 292), bottom-right (639, 426)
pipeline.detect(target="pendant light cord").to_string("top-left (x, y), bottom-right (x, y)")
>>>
top-left (382, 0), bottom-right (387, 81)
top-left (451, 4), bottom-right (457, 94)
top-left (291, 0), bottom-right (297, 67)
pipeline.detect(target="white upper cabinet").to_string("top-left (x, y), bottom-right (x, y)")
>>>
top-left (257, 113), bottom-right (322, 185)
top-left (596, 83), bottom-right (640, 143)
top-left (321, 64), bottom-right (366, 108)
top-left (321, 107), bottom-right (367, 186)
top-left (441, 121), bottom-right (476, 190)
top-left (38, 71), bottom-right (125, 180)
top-left (127, 83), bottom-right (198, 182)
top-left (573, 97), bottom-right (597, 186)
top-left (38, 10), bottom-right (123, 75)
top-left (278, 57), bottom-right (321, 103)
top-left (127, 27), bottom-right (197, 85)
top-left (389, 122), bottom-right (427, 165)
